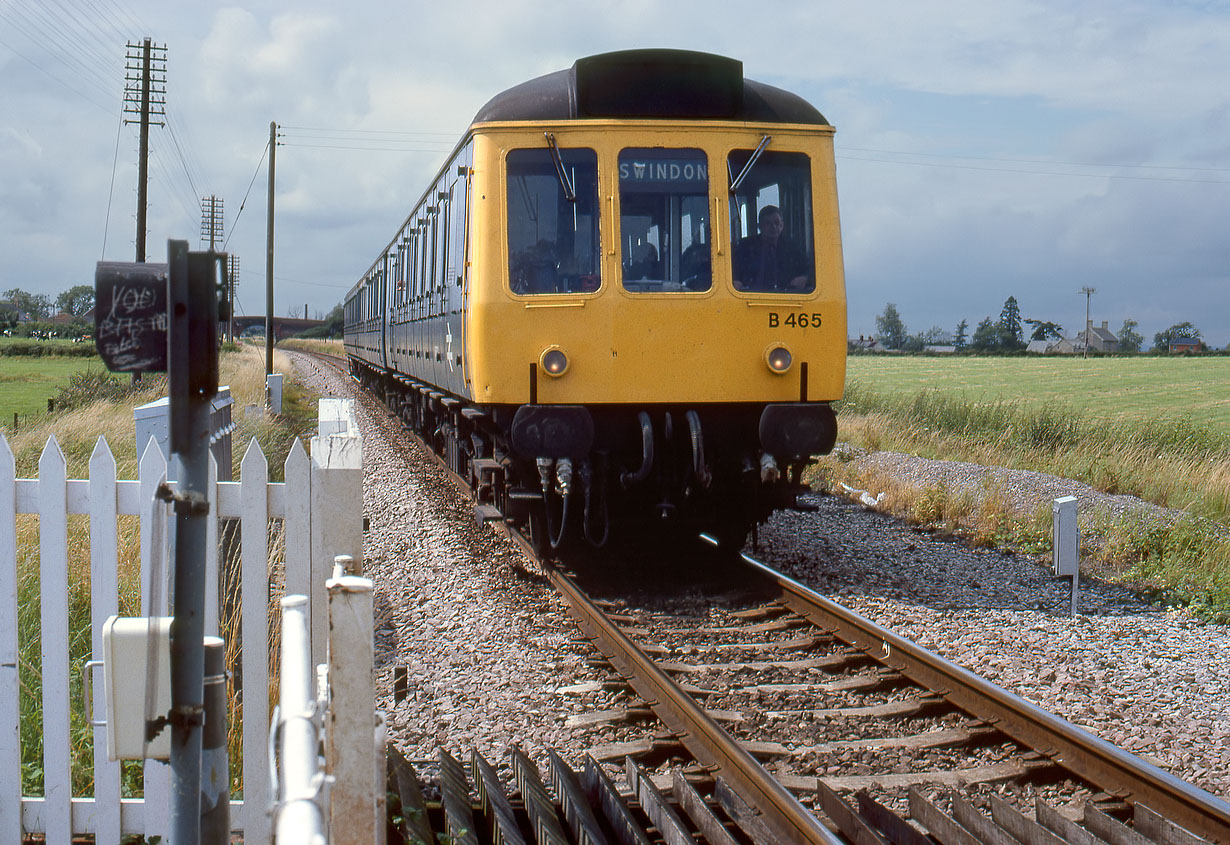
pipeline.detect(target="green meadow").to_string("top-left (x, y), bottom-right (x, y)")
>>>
top-left (845, 355), bottom-right (1230, 433)
top-left (0, 355), bottom-right (106, 424)
top-left (827, 354), bottom-right (1230, 617)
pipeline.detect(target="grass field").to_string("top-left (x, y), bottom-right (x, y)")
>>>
top-left (0, 356), bottom-right (108, 423)
top-left (845, 355), bottom-right (1230, 432)
top-left (827, 353), bottom-right (1230, 618)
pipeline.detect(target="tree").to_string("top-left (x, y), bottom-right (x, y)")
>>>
top-left (55, 284), bottom-right (94, 317)
top-left (874, 303), bottom-right (907, 350)
top-left (953, 319), bottom-right (969, 350)
top-left (2, 288), bottom-right (52, 320)
top-left (1118, 319), bottom-right (1143, 353)
top-left (971, 317), bottom-right (998, 351)
top-left (300, 303), bottom-right (344, 338)
top-left (1024, 318), bottom-right (1064, 341)
top-left (1153, 321), bottom-right (1202, 352)
top-left (997, 296), bottom-right (1024, 350)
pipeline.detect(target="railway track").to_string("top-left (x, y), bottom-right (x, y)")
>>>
top-left (294, 348), bottom-right (1230, 844)
top-left (547, 541), bottom-right (1230, 844)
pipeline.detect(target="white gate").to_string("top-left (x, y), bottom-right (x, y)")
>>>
top-left (0, 399), bottom-right (362, 843)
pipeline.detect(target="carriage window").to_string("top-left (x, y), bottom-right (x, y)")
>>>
top-left (728, 150), bottom-right (815, 293)
top-left (618, 148), bottom-right (710, 293)
top-left (507, 148), bottom-right (600, 295)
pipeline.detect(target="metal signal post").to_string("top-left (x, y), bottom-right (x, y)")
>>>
top-left (95, 241), bottom-right (226, 843)
top-left (166, 241), bottom-right (223, 844)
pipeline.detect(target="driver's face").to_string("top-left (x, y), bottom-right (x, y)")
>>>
top-left (760, 213), bottom-right (784, 238)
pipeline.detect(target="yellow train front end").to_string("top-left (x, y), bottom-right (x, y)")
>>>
top-left (454, 51), bottom-right (846, 549)
top-left (466, 121), bottom-right (846, 406)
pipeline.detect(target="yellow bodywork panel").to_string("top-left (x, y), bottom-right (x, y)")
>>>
top-left (463, 121), bottom-right (847, 405)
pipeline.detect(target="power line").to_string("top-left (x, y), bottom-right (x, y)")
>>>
top-left (164, 117), bottom-right (202, 200)
top-left (0, 32), bottom-right (116, 115)
top-left (279, 134), bottom-right (454, 146)
top-left (280, 141), bottom-right (455, 153)
top-left (280, 125), bottom-right (456, 137)
top-left (274, 274), bottom-right (351, 289)
top-left (4, 1), bottom-right (121, 101)
top-left (101, 104), bottom-right (125, 258)
top-left (223, 138), bottom-right (271, 250)
top-left (0, 11), bottom-right (118, 112)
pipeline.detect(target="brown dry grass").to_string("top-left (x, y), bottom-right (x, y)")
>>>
top-left (13, 343), bottom-right (323, 798)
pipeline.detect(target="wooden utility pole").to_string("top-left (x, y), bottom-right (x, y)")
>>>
top-left (200, 195), bottom-right (224, 250)
top-left (123, 38), bottom-right (166, 262)
top-left (1080, 286), bottom-right (1096, 359)
top-left (228, 257), bottom-right (239, 342)
top-left (266, 121), bottom-right (277, 376)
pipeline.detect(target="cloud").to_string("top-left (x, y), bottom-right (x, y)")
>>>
top-left (3, 0), bottom-right (1229, 344)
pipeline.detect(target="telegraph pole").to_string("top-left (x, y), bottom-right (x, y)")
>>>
top-left (1079, 286), bottom-right (1096, 359)
top-left (200, 195), bottom-right (224, 251)
top-left (265, 121), bottom-right (277, 376)
top-left (227, 257), bottom-right (239, 342)
top-left (123, 38), bottom-right (166, 262)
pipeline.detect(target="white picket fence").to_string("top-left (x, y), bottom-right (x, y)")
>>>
top-left (0, 399), bottom-right (363, 843)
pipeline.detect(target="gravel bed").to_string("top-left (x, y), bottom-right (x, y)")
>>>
top-left (762, 494), bottom-right (1230, 800)
top-left (289, 353), bottom-right (1230, 802)
top-left (286, 353), bottom-right (604, 767)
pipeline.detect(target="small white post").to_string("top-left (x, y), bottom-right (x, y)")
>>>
top-left (310, 399), bottom-right (363, 669)
top-left (326, 575), bottom-right (377, 845)
top-left (1052, 496), bottom-right (1080, 614)
top-left (266, 373), bottom-right (284, 414)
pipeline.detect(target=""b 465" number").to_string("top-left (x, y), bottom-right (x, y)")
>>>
top-left (768, 312), bottom-right (821, 329)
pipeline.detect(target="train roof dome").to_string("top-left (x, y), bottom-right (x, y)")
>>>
top-left (472, 49), bottom-right (829, 126)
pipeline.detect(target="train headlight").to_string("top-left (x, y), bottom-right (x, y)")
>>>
top-left (765, 345), bottom-right (793, 373)
top-left (541, 348), bottom-right (569, 377)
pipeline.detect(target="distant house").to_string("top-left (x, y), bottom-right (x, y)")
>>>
top-left (849, 335), bottom-right (884, 352)
top-left (1026, 339), bottom-right (1060, 354)
top-left (1078, 320), bottom-right (1119, 353)
top-left (1170, 337), bottom-right (1203, 353)
top-left (1053, 337), bottom-right (1081, 354)
top-left (0, 300), bottom-right (30, 322)
top-left (924, 345), bottom-right (957, 354)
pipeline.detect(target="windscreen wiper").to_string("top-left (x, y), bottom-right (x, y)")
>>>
top-left (729, 134), bottom-right (772, 193)
top-left (544, 132), bottom-right (576, 202)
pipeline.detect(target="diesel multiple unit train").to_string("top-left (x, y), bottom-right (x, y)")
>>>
top-left (344, 49), bottom-right (847, 553)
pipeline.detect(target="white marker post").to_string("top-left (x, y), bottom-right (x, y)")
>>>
top-left (1052, 496), bottom-right (1080, 615)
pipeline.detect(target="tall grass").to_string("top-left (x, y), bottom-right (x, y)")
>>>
top-left (838, 380), bottom-right (1230, 521)
top-left (826, 380), bottom-right (1230, 617)
top-left (13, 344), bottom-right (321, 800)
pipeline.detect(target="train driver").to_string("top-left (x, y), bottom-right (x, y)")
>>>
top-left (733, 205), bottom-right (810, 292)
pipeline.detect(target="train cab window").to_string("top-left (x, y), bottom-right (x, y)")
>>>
top-left (506, 148), bottom-right (600, 295)
top-left (727, 150), bottom-right (815, 294)
top-left (618, 148), bottom-right (711, 293)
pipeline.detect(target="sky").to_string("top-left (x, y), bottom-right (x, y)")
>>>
top-left (2, 0), bottom-right (1229, 346)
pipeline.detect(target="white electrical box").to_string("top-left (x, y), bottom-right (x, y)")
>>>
top-left (101, 616), bottom-right (172, 760)
top-left (1052, 496), bottom-right (1080, 576)
top-left (267, 372), bottom-right (284, 414)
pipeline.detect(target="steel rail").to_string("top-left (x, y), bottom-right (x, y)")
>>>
top-left (738, 551), bottom-right (1230, 844)
top-left (547, 567), bottom-right (843, 845)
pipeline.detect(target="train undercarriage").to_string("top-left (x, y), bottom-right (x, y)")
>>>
top-left (352, 360), bottom-right (836, 557)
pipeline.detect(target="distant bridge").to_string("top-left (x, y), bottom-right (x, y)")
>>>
top-left (230, 315), bottom-right (326, 340)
